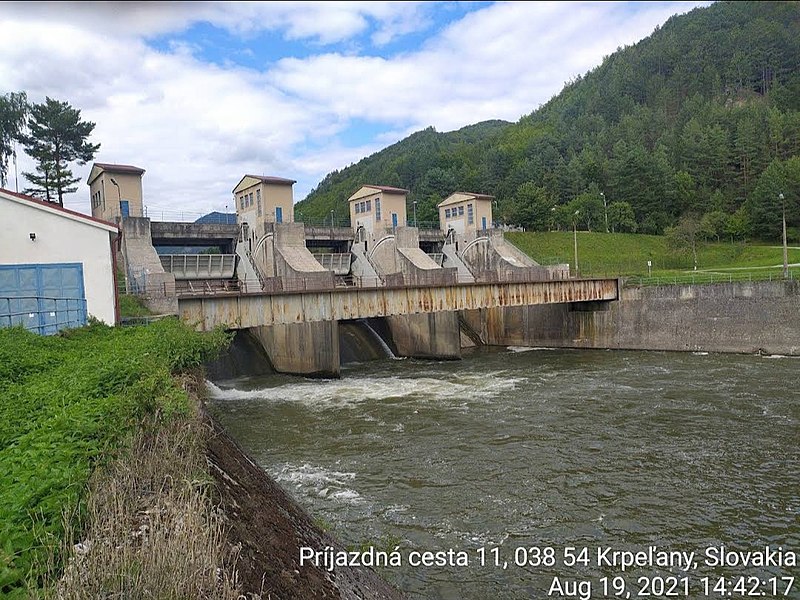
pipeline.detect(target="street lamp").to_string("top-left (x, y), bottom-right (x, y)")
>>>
top-left (780, 192), bottom-right (788, 279)
top-left (601, 191), bottom-right (608, 233)
top-left (330, 209), bottom-right (335, 227)
top-left (413, 199), bottom-right (417, 227)
top-left (109, 177), bottom-right (122, 218)
top-left (573, 209), bottom-right (580, 277)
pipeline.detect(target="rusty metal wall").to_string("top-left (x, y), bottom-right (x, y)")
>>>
top-left (178, 278), bottom-right (619, 331)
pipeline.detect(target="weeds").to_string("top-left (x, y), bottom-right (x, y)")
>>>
top-left (0, 318), bottom-right (232, 596)
top-left (54, 406), bottom-right (240, 599)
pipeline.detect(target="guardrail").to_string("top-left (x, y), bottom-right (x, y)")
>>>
top-left (624, 269), bottom-right (796, 287)
top-left (0, 295), bottom-right (87, 335)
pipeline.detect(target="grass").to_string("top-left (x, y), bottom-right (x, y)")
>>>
top-left (118, 294), bottom-right (153, 318)
top-left (56, 395), bottom-right (240, 600)
top-left (507, 231), bottom-right (800, 277)
top-left (0, 319), bottom-right (231, 597)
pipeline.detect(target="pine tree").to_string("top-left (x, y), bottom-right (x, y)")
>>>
top-left (21, 97), bottom-right (100, 206)
top-left (0, 91), bottom-right (28, 188)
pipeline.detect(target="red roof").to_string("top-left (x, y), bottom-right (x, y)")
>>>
top-left (245, 174), bottom-right (297, 185)
top-left (0, 187), bottom-right (119, 232)
top-left (93, 162), bottom-right (146, 175)
top-left (363, 185), bottom-right (409, 194)
top-left (454, 191), bottom-right (494, 200)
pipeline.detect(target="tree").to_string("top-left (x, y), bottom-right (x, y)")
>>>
top-left (572, 191), bottom-right (604, 231)
top-left (699, 210), bottom-right (729, 241)
top-left (0, 91), bottom-right (28, 188)
top-left (665, 214), bottom-right (701, 269)
top-left (21, 97), bottom-right (100, 205)
top-left (505, 182), bottom-right (554, 231)
top-left (607, 201), bottom-right (637, 233)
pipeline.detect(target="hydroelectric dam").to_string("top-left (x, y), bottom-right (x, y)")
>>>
top-left (120, 212), bottom-right (619, 377)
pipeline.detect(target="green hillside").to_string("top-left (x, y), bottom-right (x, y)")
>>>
top-left (508, 231), bottom-right (800, 277)
top-left (297, 1), bottom-right (800, 241)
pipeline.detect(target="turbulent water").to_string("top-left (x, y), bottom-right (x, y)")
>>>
top-left (207, 348), bottom-right (800, 599)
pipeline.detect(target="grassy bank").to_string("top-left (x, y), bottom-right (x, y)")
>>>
top-left (0, 319), bottom-right (231, 597)
top-left (507, 231), bottom-right (800, 277)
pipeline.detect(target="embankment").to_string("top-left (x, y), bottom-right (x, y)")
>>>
top-left (462, 280), bottom-right (800, 355)
top-left (203, 404), bottom-right (405, 599)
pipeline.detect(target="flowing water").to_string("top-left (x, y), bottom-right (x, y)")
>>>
top-left (207, 348), bottom-right (800, 599)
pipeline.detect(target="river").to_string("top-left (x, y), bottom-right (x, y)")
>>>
top-left (207, 347), bottom-right (799, 599)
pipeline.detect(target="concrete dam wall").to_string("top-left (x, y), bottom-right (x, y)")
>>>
top-left (461, 280), bottom-right (800, 356)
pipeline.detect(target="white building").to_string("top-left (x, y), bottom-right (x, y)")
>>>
top-left (0, 188), bottom-right (120, 333)
top-left (348, 185), bottom-right (409, 234)
top-left (438, 192), bottom-right (494, 235)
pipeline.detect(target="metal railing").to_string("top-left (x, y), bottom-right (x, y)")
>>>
top-left (0, 295), bottom-right (87, 335)
top-left (624, 269), bottom-right (797, 287)
top-left (313, 253), bottom-right (352, 274)
top-left (159, 254), bottom-right (237, 279)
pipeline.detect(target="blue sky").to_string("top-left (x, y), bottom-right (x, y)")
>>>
top-left (0, 1), bottom-right (707, 218)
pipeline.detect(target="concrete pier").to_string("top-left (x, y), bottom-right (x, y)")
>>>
top-left (387, 312), bottom-right (461, 360)
top-left (252, 321), bottom-right (340, 377)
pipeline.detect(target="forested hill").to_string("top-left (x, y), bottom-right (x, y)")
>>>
top-left (296, 1), bottom-right (800, 240)
top-left (297, 119), bottom-right (512, 224)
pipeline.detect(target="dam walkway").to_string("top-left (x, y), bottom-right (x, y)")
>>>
top-left (178, 277), bottom-right (618, 331)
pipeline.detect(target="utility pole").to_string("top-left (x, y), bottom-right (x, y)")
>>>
top-left (780, 193), bottom-right (788, 279)
top-left (601, 191), bottom-right (608, 233)
top-left (573, 210), bottom-right (580, 277)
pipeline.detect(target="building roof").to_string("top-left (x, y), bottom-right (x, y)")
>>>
top-left (437, 191), bottom-right (495, 208)
top-left (88, 162), bottom-right (146, 184)
top-left (233, 174), bottom-right (296, 193)
top-left (348, 184), bottom-right (410, 202)
top-left (363, 185), bottom-right (409, 194)
top-left (0, 188), bottom-right (119, 234)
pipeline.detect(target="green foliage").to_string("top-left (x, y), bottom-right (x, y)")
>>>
top-left (0, 319), bottom-right (231, 594)
top-left (664, 215), bottom-right (701, 267)
top-left (21, 97), bottom-right (100, 205)
top-left (298, 2), bottom-right (799, 241)
top-left (607, 201), bottom-right (637, 233)
top-left (507, 230), bottom-right (800, 276)
top-left (118, 294), bottom-right (152, 318)
top-left (0, 91), bottom-right (28, 188)
top-left (699, 210), bottom-right (730, 241)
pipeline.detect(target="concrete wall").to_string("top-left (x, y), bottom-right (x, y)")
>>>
top-left (269, 223), bottom-right (334, 290)
top-left (387, 311), bottom-right (461, 359)
top-left (369, 227), bottom-right (455, 286)
top-left (1, 192), bottom-right (118, 324)
top-left (462, 280), bottom-right (800, 355)
top-left (252, 321), bottom-right (340, 377)
top-left (89, 171), bottom-right (144, 222)
top-left (439, 195), bottom-right (493, 234)
top-left (120, 218), bottom-right (178, 315)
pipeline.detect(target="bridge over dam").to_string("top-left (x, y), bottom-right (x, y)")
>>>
top-left (120, 215), bottom-right (620, 376)
top-left (181, 277), bottom-right (618, 377)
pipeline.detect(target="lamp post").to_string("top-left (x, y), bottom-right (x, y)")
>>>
top-left (330, 209), bottom-right (335, 227)
top-left (413, 199), bottom-right (417, 227)
top-left (110, 177), bottom-right (121, 218)
top-left (780, 193), bottom-right (788, 279)
top-left (573, 209), bottom-right (580, 277)
top-left (601, 191), bottom-right (608, 233)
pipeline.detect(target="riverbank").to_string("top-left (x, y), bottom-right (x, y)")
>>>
top-left (203, 398), bottom-right (404, 599)
top-left (0, 319), bottom-right (401, 598)
top-left (463, 279), bottom-right (800, 356)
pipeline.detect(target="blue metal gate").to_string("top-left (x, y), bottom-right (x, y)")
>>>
top-left (0, 263), bottom-right (87, 335)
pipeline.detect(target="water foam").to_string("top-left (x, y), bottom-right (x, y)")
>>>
top-left (207, 370), bottom-right (525, 409)
top-left (271, 463), bottom-right (364, 504)
top-left (507, 346), bottom-right (557, 353)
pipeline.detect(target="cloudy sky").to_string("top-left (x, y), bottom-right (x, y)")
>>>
top-left (1, 1), bottom-right (707, 219)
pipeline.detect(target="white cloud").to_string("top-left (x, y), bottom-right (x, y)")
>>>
top-left (0, 1), bottom-right (707, 216)
top-left (0, 1), bottom-right (433, 44)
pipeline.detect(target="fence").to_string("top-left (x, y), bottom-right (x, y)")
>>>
top-left (624, 269), bottom-right (797, 287)
top-left (0, 295), bottom-right (87, 335)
